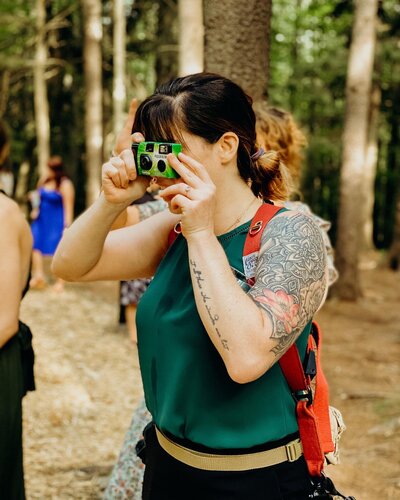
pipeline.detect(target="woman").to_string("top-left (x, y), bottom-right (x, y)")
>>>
top-left (0, 189), bottom-right (34, 499)
top-left (105, 101), bottom-right (339, 499)
top-left (53, 73), bottom-right (328, 499)
top-left (30, 156), bottom-right (74, 292)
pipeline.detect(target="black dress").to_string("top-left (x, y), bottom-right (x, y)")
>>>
top-left (0, 190), bottom-right (35, 500)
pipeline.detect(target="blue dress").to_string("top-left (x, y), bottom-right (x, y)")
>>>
top-left (31, 187), bottom-right (64, 256)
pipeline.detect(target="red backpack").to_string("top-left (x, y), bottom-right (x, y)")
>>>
top-left (243, 203), bottom-right (334, 478)
top-left (170, 203), bottom-right (352, 497)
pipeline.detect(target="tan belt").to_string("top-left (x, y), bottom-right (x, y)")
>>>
top-left (155, 427), bottom-right (303, 471)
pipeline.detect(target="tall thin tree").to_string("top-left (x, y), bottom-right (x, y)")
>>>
top-left (389, 195), bottom-right (400, 270)
top-left (81, 0), bottom-right (103, 206)
top-left (335, 0), bottom-right (378, 299)
top-left (363, 82), bottom-right (381, 249)
top-left (178, 0), bottom-right (203, 76)
top-left (203, 0), bottom-right (272, 100)
top-left (34, 0), bottom-right (50, 178)
top-left (155, 0), bottom-right (178, 87)
top-left (113, 0), bottom-right (126, 137)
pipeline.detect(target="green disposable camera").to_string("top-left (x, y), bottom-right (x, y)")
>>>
top-left (131, 141), bottom-right (182, 179)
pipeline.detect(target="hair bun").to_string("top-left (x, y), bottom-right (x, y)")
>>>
top-left (251, 149), bottom-right (292, 201)
top-left (257, 150), bottom-right (280, 168)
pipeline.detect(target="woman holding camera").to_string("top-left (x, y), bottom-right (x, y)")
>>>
top-left (53, 73), bottom-right (328, 499)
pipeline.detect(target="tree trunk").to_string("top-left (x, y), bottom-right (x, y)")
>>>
top-left (82, 0), bottom-right (103, 207)
top-left (362, 82), bottom-right (381, 249)
top-left (178, 0), bottom-right (203, 76)
top-left (334, 0), bottom-right (378, 300)
top-left (203, 0), bottom-right (271, 100)
top-left (389, 195), bottom-right (400, 270)
top-left (113, 0), bottom-right (126, 137)
top-left (33, 0), bottom-right (50, 178)
top-left (155, 0), bottom-right (178, 87)
top-left (0, 70), bottom-right (10, 118)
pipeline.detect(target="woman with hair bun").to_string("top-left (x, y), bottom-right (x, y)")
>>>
top-left (53, 73), bottom-right (328, 499)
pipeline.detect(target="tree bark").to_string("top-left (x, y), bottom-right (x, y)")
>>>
top-left (82, 0), bottom-right (103, 206)
top-left (334, 0), bottom-right (378, 300)
top-left (203, 0), bottom-right (271, 100)
top-left (362, 82), bottom-right (381, 249)
top-left (178, 0), bottom-right (203, 76)
top-left (155, 0), bottom-right (178, 87)
top-left (113, 0), bottom-right (126, 137)
top-left (33, 0), bottom-right (50, 178)
top-left (388, 195), bottom-right (400, 270)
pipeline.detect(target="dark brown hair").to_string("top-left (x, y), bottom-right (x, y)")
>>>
top-left (133, 73), bottom-right (290, 200)
top-left (41, 156), bottom-right (68, 189)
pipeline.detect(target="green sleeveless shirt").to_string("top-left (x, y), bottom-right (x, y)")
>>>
top-left (136, 219), bottom-right (310, 449)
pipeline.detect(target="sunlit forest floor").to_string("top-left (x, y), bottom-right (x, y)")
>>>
top-left (20, 262), bottom-right (400, 499)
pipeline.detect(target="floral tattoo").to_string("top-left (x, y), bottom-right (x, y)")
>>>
top-left (249, 212), bottom-right (327, 357)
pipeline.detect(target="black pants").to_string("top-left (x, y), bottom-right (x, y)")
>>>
top-left (0, 323), bottom-right (34, 500)
top-left (142, 424), bottom-right (314, 500)
top-left (0, 335), bottom-right (26, 500)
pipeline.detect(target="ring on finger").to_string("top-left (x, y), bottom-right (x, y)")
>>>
top-left (184, 185), bottom-right (191, 194)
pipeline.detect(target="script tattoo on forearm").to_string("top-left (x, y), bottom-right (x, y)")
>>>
top-left (249, 213), bottom-right (327, 358)
top-left (190, 259), bottom-right (230, 351)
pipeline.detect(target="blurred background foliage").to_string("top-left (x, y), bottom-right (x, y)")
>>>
top-left (0, 0), bottom-right (399, 248)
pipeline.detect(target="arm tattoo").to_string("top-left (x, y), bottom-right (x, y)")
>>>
top-left (137, 199), bottom-right (167, 221)
top-left (249, 212), bottom-right (327, 357)
top-left (190, 259), bottom-right (230, 351)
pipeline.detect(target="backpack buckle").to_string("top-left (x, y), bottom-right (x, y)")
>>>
top-left (249, 220), bottom-right (263, 235)
top-left (293, 387), bottom-right (313, 406)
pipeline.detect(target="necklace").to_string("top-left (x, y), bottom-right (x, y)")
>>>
top-left (221, 197), bottom-right (260, 234)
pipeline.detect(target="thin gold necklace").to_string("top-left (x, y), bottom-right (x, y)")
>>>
top-left (221, 197), bottom-right (260, 234)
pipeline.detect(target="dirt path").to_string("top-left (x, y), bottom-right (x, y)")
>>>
top-left (20, 267), bottom-right (400, 499)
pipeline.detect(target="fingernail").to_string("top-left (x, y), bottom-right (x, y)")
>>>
top-left (131, 133), bottom-right (143, 142)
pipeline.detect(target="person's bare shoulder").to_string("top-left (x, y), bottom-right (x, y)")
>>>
top-left (0, 194), bottom-right (32, 244)
top-left (60, 178), bottom-right (74, 190)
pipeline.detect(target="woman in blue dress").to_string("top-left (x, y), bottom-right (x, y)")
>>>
top-left (30, 156), bottom-right (75, 292)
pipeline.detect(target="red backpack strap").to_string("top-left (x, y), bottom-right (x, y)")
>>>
top-left (243, 203), bottom-right (282, 286)
top-left (310, 322), bottom-right (335, 454)
top-left (279, 341), bottom-right (325, 477)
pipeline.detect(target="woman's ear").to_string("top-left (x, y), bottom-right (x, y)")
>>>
top-left (217, 132), bottom-right (239, 164)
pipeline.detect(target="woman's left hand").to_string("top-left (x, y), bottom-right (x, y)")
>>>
top-left (158, 153), bottom-right (216, 239)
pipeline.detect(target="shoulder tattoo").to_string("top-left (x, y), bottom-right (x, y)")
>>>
top-left (249, 212), bottom-right (327, 357)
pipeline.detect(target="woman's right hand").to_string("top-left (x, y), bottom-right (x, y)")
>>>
top-left (102, 146), bottom-right (149, 206)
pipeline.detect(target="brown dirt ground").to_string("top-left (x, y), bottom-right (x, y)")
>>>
top-left (20, 263), bottom-right (400, 499)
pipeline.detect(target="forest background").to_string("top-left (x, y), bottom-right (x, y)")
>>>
top-left (1, 0), bottom-right (400, 299)
top-left (1, 1), bottom-right (400, 498)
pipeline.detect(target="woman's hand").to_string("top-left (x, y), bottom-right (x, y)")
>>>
top-left (102, 147), bottom-right (149, 206)
top-left (113, 98), bottom-right (138, 155)
top-left (158, 152), bottom-right (216, 239)
top-left (30, 208), bottom-right (39, 220)
top-left (104, 97), bottom-right (150, 206)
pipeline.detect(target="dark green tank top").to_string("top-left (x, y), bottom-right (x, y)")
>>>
top-left (136, 219), bottom-right (310, 449)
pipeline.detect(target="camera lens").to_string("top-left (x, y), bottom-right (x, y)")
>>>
top-left (157, 160), bottom-right (166, 173)
top-left (140, 154), bottom-right (152, 171)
